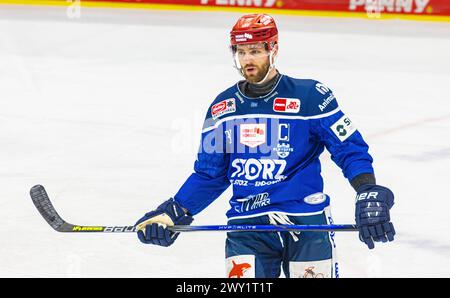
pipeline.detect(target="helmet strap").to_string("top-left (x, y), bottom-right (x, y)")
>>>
top-left (255, 50), bottom-right (275, 85)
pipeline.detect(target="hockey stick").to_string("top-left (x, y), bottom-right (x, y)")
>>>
top-left (167, 224), bottom-right (357, 232)
top-left (30, 184), bottom-right (358, 233)
top-left (30, 184), bottom-right (136, 233)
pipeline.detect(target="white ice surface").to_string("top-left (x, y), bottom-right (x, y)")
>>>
top-left (1, 5), bottom-right (450, 277)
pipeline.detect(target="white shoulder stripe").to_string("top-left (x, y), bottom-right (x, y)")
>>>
top-left (202, 107), bottom-right (341, 133)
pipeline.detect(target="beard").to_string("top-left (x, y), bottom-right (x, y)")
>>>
top-left (242, 62), bottom-right (270, 84)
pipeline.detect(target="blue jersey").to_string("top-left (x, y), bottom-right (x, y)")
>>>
top-left (174, 74), bottom-right (374, 219)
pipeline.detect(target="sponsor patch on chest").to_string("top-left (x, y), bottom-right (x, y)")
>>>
top-left (273, 98), bottom-right (301, 113)
top-left (239, 123), bottom-right (266, 148)
top-left (211, 98), bottom-right (236, 119)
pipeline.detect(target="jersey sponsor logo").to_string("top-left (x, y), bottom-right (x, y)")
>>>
top-left (273, 143), bottom-right (294, 158)
top-left (232, 192), bottom-right (271, 213)
top-left (303, 193), bottom-right (327, 205)
top-left (211, 98), bottom-right (236, 119)
top-left (330, 115), bottom-right (357, 142)
top-left (318, 93), bottom-right (336, 112)
top-left (315, 83), bottom-right (330, 95)
top-left (231, 158), bottom-right (287, 182)
top-left (273, 98), bottom-right (301, 113)
top-left (226, 255), bottom-right (255, 278)
top-left (273, 123), bottom-right (294, 158)
top-left (239, 123), bottom-right (266, 148)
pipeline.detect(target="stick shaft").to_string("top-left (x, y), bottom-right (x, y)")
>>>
top-left (31, 224), bottom-right (357, 233)
top-left (30, 185), bottom-right (358, 233)
top-left (169, 224), bottom-right (358, 232)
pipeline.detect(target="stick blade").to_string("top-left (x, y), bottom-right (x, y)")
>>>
top-left (30, 185), bottom-right (72, 232)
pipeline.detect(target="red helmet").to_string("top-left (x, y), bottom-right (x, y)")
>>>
top-left (230, 14), bottom-right (278, 51)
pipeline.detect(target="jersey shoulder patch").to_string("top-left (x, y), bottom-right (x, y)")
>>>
top-left (329, 114), bottom-right (357, 142)
top-left (306, 80), bottom-right (339, 116)
top-left (280, 77), bottom-right (339, 117)
top-left (203, 85), bottom-right (239, 130)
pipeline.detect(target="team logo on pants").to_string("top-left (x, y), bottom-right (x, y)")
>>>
top-left (303, 266), bottom-right (325, 278)
top-left (289, 260), bottom-right (332, 278)
top-left (226, 255), bottom-right (255, 278)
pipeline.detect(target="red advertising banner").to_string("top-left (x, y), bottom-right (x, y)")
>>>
top-left (87, 0), bottom-right (450, 16)
top-left (1, 0), bottom-right (449, 20)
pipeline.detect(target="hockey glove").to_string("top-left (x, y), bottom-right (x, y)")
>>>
top-left (355, 184), bottom-right (395, 249)
top-left (135, 198), bottom-right (193, 247)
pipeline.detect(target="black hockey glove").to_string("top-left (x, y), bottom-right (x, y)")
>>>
top-left (355, 184), bottom-right (395, 249)
top-left (135, 198), bottom-right (193, 247)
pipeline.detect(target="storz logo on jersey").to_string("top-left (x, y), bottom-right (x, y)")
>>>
top-left (232, 193), bottom-right (271, 213)
top-left (240, 124), bottom-right (266, 148)
top-left (330, 115), bottom-right (357, 142)
top-left (273, 98), bottom-right (301, 113)
top-left (231, 158), bottom-right (287, 187)
top-left (211, 98), bottom-right (236, 119)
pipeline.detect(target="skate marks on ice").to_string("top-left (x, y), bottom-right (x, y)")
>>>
top-left (367, 112), bottom-right (450, 140)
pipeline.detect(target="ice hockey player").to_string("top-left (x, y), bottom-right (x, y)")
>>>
top-left (135, 13), bottom-right (395, 278)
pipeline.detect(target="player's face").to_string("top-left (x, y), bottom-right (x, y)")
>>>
top-left (235, 43), bottom-right (271, 83)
